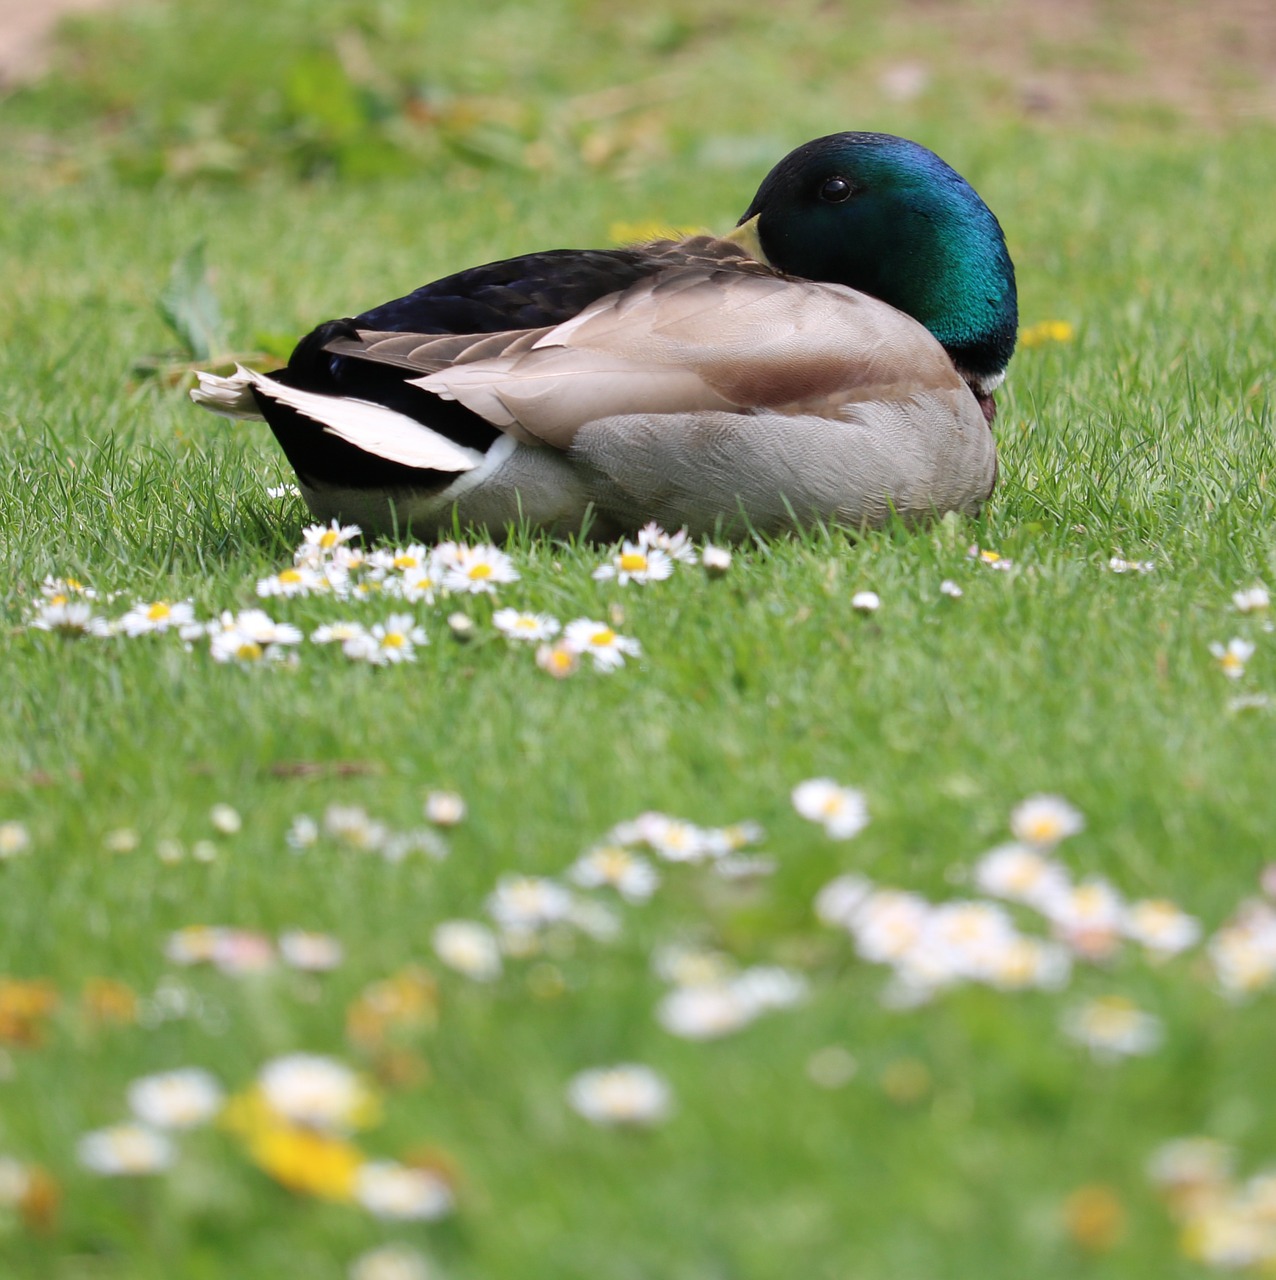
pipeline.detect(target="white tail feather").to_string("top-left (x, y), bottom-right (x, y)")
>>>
top-left (192, 366), bottom-right (482, 474)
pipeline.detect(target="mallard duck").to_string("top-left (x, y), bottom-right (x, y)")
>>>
top-left (192, 131), bottom-right (1017, 540)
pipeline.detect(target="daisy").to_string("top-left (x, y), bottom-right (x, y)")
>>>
top-left (164, 925), bottom-right (221, 965)
top-left (535, 642), bottom-right (579, 678)
top-left (1062, 996), bottom-right (1163, 1059)
top-left (279, 930), bottom-right (344, 972)
top-left (442, 544), bottom-right (519, 594)
top-left (814, 874), bottom-right (875, 928)
top-left (117, 600), bottom-right (196, 636)
top-left (651, 944), bottom-right (735, 988)
top-left (0, 822), bottom-right (31, 860)
top-left (592, 541), bottom-right (674, 585)
top-left (77, 1124), bottom-right (174, 1176)
top-left (29, 600), bottom-right (107, 636)
top-left (562, 618), bottom-right (642, 670)
top-left (851, 590), bottom-right (880, 613)
top-left (640, 815), bottom-right (714, 863)
top-left (423, 791), bottom-right (465, 826)
top-left (791, 778), bottom-right (869, 839)
top-left (367, 544), bottom-right (430, 578)
top-left (432, 921), bottom-right (502, 981)
top-left (1233, 585), bottom-right (1270, 613)
top-left (380, 828), bottom-right (448, 863)
top-left (256, 566), bottom-right (323, 598)
top-left (210, 929), bottom-right (276, 975)
top-left (1123, 899), bottom-right (1201, 956)
top-left (849, 889), bottom-right (930, 964)
top-left (492, 609), bottom-right (561, 642)
top-left (968, 545), bottom-right (1014, 571)
top-left (40, 574), bottom-right (97, 602)
top-left (1009, 794), bottom-right (1085, 848)
top-left (324, 805), bottom-right (388, 852)
top-left (354, 1161), bottom-right (453, 1220)
top-left (1209, 912), bottom-right (1276, 995)
top-left (447, 611), bottom-right (475, 639)
top-left (367, 614), bottom-right (427, 664)
top-left (637, 522), bottom-right (698, 564)
top-left (209, 804), bottom-right (241, 835)
top-left (485, 875), bottom-right (574, 931)
top-left (0, 1158), bottom-right (28, 1206)
top-left (567, 1065), bottom-right (672, 1126)
top-left (286, 814), bottom-right (319, 850)
top-left (127, 1068), bottom-right (223, 1129)
top-left (702, 545), bottom-right (732, 576)
top-left (732, 966), bottom-right (808, 1011)
top-left (299, 521), bottom-right (361, 560)
top-left (1147, 1137), bottom-right (1235, 1198)
top-left (568, 845), bottom-right (660, 902)
top-left (713, 853), bottom-right (777, 879)
top-left (208, 610), bottom-right (302, 665)
top-left (265, 483), bottom-right (300, 499)
top-left (973, 842), bottom-right (1070, 908)
top-left (939, 579), bottom-right (963, 598)
top-left (982, 936), bottom-right (1072, 991)
top-left (1045, 877), bottom-right (1126, 959)
top-left (310, 621), bottom-right (367, 646)
top-left (1211, 639), bottom-right (1256, 679)
top-left (656, 982), bottom-right (756, 1040)
top-left (349, 1245), bottom-right (432, 1280)
top-left (259, 1054), bottom-right (376, 1133)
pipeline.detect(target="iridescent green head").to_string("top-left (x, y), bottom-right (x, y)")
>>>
top-left (737, 132), bottom-right (1018, 390)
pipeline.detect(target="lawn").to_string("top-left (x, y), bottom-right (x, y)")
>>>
top-left (2, 0), bottom-right (1276, 1276)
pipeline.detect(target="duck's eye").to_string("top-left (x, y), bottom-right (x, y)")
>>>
top-left (819, 176), bottom-right (853, 203)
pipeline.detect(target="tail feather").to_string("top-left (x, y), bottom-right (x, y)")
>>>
top-left (190, 367), bottom-right (264, 420)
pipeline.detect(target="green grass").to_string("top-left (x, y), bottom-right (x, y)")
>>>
top-left (2, 0), bottom-right (1276, 1276)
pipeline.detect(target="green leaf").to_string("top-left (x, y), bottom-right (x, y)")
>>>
top-left (157, 240), bottom-right (226, 362)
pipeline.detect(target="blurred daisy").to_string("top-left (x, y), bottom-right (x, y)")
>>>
top-left (256, 566), bottom-right (323, 598)
top-left (324, 805), bottom-right (388, 852)
top-left (1062, 996), bottom-right (1163, 1059)
top-left (562, 619), bottom-right (642, 671)
top-left (364, 614), bottom-right (427, 665)
top-left (40, 574), bottom-right (97, 601)
top-left (349, 1244), bottom-right (432, 1280)
top-left (381, 828), bottom-right (448, 863)
top-left (286, 814), bottom-right (319, 851)
top-left (310, 621), bottom-right (367, 647)
top-left (567, 1065), bottom-right (671, 1126)
top-left (1045, 878), bottom-right (1126, 959)
top-left (1123, 899), bottom-right (1201, 956)
top-left (486, 876), bottom-right (574, 931)
top-left (851, 590), bottom-right (880, 613)
top-left (939, 579), bottom-right (963, 598)
top-left (164, 925), bottom-right (220, 965)
top-left (77, 1124), bottom-right (174, 1175)
top-left (1009, 795), bottom-right (1084, 848)
top-left (355, 1161), bottom-right (453, 1220)
top-left (432, 921), bottom-right (502, 981)
top-left (259, 1054), bottom-right (376, 1133)
top-left (211, 929), bottom-right (276, 975)
top-left (492, 609), bottom-right (560, 642)
top-left (424, 791), bottom-right (465, 826)
top-left (651, 944), bottom-right (736, 988)
top-left (974, 842), bottom-right (1070, 909)
top-left (208, 610), bottom-right (302, 665)
top-left (209, 804), bottom-right (241, 835)
top-left (299, 521), bottom-right (361, 560)
top-left (1147, 1137), bottom-right (1235, 1199)
top-left (733, 966), bottom-right (808, 1011)
top-left (657, 982), bottom-right (756, 1040)
top-left (702, 545), bottom-right (732, 576)
top-left (442, 544), bottom-right (519, 594)
top-left (367, 545), bottom-right (430, 578)
top-left (813, 874), bottom-right (874, 928)
top-left (1209, 905), bottom-right (1276, 995)
top-left (968, 546), bottom-right (1013, 570)
top-left (29, 600), bottom-right (107, 635)
top-left (1211, 639), bottom-right (1256, 679)
top-left (0, 822), bottom-right (31, 860)
top-left (1233, 585), bottom-right (1270, 613)
top-left (536, 642), bottom-right (579, 678)
top-left (279, 931), bottom-right (344, 972)
top-left (593, 541), bottom-right (673, 585)
top-left (117, 600), bottom-right (196, 636)
top-left (642, 815), bottom-right (714, 863)
top-left (791, 778), bottom-right (869, 839)
top-left (983, 936), bottom-right (1072, 991)
top-left (637, 522), bottom-right (698, 564)
top-left (850, 890), bottom-right (930, 964)
top-left (127, 1068), bottom-right (223, 1129)
top-left (568, 845), bottom-right (660, 901)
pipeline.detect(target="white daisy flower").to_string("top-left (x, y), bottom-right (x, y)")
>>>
top-left (285, 814), bottom-right (319, 850)
top-left (208, 609), bottom-right (303, 665)
top-left (492, 609), bottom-right (561, 642)
top-left (348, 1244), bottom-right (432, 1280)
top-left (424, 791), bottom-right (465, 826)
top-left (77, 1124), bottom-right (174, 1176)
top-left (40, 575), bottom-right (97, 601)
top-left (355, 1161), bottom-right (453, 1220)
top-left (1123, 899), bottom-right (1202, 956)
top-left (441, 544), bottom-right (519, 594)
top-left (310, 621), bottom-right (368, 646)
top-left (0, 1157), bottom-right (29, 1206)
top-left (1208, 905), bottom-right (1276, 995)
top-left (982, 936), bottom-right (1072, 991)
top-left (210, 929), bottom-right (275, 975)
top-left (791, 778), bottom-right (869, 839)
top-left (637, 522), bottom-right (698, 564)
top-left (702, 545), bottom-right (732, 576)
top-left (432, 921), bottom-right (502, 981)
top-left (299, 521), bottom-right (361, 560)
top-left (256, 566), bottom-right (323, 598)
top-left (732, 966), bottom-right (808, 1011)
top-left (209, 804), bottom-right (241, 835)
top-left (1009, 794), bottom-right (1085, 848)
top-left (562, 619), bottom-right (641, 671)
top-left (126, 1068), bottom-right (223, 1129)
top-left (1211, 638), bottom-right (1256, 679)
top-left (117, 600), bottom-right (196, 636)
top-left (973, 842), bottom-right (1071, 909)
top-left (368, 614), bottom-right (427, 664)
top-left (486, 875), bottom-right (575, 932)
top-left (0, 821), bottom-right (32, 860)
top-left (323, 805), bottom-right (388, 852)
top-left (568, 845), bottom-right (660, 902)
top-left (367, 545), bottom-right (431, 578)
top-left (1233, 585), bottom-right (1270, 613)
top-left (29, 600), bottom-right (108, 636)
top-left (1062, 996), bottom-right (1163, 1059)
top-left (814, 874), bottom-right (875, 928)
top-left (713, 853), bottom-right (777, 879)
top-left (640, 815), bottom-right (715, 863)
top-left (381, 828), bottom-right (448, 863)
top-left (851, 590), bottom-right (880, 613)
top-left (278, 930), bottom-right (344, 971)
top-left (939, 579), bottom-right (963, 598)
top-left (535, 642), bottom-right (579, 678)
top-left (968, 546), bottom-right (1014, 570)
top-left (265, 483), bottom-right (300, 500)
top-left (446, 612), bottom-right (475, 640)
top-left (656, 982), bottom-right (756, 1040)
top-left (592, 541), bottom-right (674, 585)
top-left (398, 570), bottom-right (440, 604)
top-left (849, 889), bottom-right (930, 964)
top-left (567, 1065), bottom-right (672, 1126)
top-left (1146, 1137), bottom-right (1235, 1194)
top-left (650, 944), bottom-right (735, 988)
top-left (258, 1054), bottom-right (371, 1133)
top-left (1045, 877), bottom-right (1126, 959)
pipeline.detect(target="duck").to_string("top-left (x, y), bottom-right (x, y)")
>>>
top-left (192, 131), bottom-right (1017, 541)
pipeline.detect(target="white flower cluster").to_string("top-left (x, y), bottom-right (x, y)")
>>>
top-left (163, 926), bottom-right (343, 974)
top-left (653, 943), bottom-right (808, 1039)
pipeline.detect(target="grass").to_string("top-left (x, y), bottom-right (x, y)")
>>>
top-left (2, 0), bottom-right (1276, 1275)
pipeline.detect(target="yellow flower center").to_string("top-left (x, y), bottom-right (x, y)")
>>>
top-left (546, 648), bottom-right (575, 674)
top-left (383, 632), bottom-right (406, 648)
top-left (278, 569), bottom-right (303, 585)
top-left (393, 554), bottom-right (418, 570)
top-left (467, 563), bottom-right (493, 581)
top-left (619, 552), bottom-right (648, 573)
top-left (66, 578), bottom-right (84, 591)
top-left (1220, 653), bottom-right (1245, 674)
top-left (146, 603), bottom-right (172, 622)
top-left (591, 628), bottom-right (616, 647)
top-left (49, 594), bottom-right (68, 606)
top-left (1023, 817), bottom-right (1062, 843)
top-left (319, 531), bottom-right (339, 549)
top-left (236, 641), bottom-right (264, 662)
